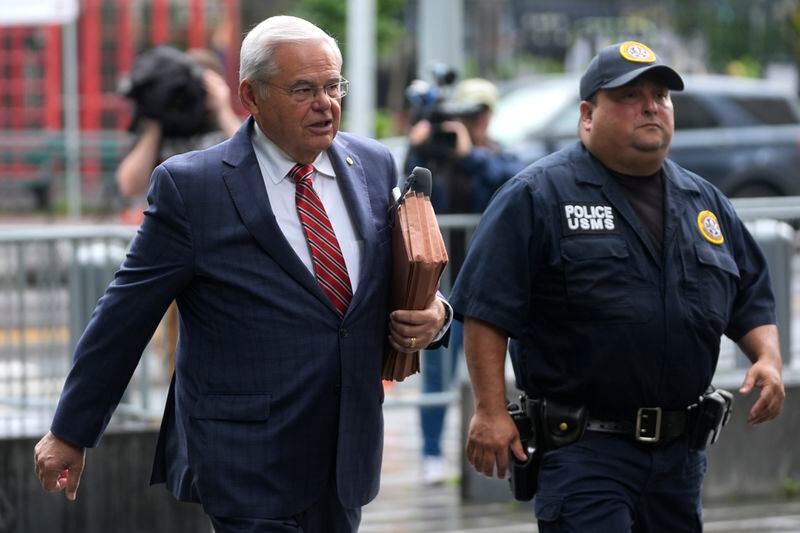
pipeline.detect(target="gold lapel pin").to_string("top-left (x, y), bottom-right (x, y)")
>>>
top-left (346, 156), bottom-right (354, 166)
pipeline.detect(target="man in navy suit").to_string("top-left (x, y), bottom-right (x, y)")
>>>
top-left (34, 15), bottom-right (449, 532)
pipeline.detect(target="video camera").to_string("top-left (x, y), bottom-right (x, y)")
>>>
top-left (405, 64), bottom-right (485, 157)
top-left (120, 46), bottom-right (215, 138)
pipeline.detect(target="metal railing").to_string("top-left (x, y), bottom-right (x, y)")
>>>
top-left (0, 224), bottom-right (164, 437)
top-left (1, 196), bottom-right (799, 430)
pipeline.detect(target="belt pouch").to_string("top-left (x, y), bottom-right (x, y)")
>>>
top-left (688, 389), bottom-right (733, 450)
top-left (539, 399), bottom-right (588, 449)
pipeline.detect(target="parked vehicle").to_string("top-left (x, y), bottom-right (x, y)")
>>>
top-left (489, 74), bottom-right (800, 197)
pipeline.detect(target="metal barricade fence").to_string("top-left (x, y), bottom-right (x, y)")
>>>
top-left (0, 197), bottom-right (799, 433)
top-left (0, 225), bottom-right (169, 438)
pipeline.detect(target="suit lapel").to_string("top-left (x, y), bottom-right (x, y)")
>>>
top-left (328, 137), bottom-right (378, 315)
top-left (221, 119), bottom-right (330, 308)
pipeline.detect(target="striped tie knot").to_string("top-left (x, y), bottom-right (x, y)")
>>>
top-left (289, 163), bottom-right (315, 186)
top-left (288, 163), bottom-right (352, 316)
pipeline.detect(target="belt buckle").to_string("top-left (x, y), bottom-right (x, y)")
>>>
top-left (635, 407), bottom-right (662, 443)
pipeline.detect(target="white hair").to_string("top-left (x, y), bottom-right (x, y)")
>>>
top-left (239, 15), bottom-right (342, 84)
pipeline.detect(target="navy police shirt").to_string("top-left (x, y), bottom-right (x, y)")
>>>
top-left (450, 142), bottom-right (776, 415)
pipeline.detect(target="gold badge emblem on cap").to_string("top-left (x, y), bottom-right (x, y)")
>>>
top-left (696, 210), bottom-right (724, 245)
top-left (619, 41), bottom-right (657, 63)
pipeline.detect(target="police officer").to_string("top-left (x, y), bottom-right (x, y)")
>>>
top-left (450, 41), bottom-right (785, 532)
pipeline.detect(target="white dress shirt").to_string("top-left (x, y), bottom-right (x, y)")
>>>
top-left (250, 123), bottom-right (452, 338)
top-left (251, 123), bottom-right (363, 293)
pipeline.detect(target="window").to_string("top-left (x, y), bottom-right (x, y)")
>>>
top-left (672, 94), bottom-right (719, 130)
top-left (731, 96), bottom-right (799, 125)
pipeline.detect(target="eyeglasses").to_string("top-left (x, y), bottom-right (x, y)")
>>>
top-left (267, 78), bottom-right (349, 103)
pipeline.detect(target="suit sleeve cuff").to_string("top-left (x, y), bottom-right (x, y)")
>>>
top-left (430, 297), bottom-right (453, 343)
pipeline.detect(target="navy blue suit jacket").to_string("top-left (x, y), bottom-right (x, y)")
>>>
top-left (51, 118), bottom-right (401, 518)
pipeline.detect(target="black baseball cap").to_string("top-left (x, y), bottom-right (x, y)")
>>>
top-left (580, 41), bottom-right (684, 101)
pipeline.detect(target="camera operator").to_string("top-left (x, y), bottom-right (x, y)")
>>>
top-left (405, 77), bottom-right (521, 217)
top-left (404, 77), bottom-right (522, 484)
top-left (116, 47), bottom-right (241, 209)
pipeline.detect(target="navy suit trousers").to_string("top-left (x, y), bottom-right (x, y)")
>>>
top-left (210, 474), bottom-right (361, 533)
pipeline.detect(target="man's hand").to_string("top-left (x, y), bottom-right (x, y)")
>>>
top-left (739, 358), bottom-right (784, 424)
top-left (438, 120), bottom-right (473, 158)
top-left (737, 324), bottom-right (785, 425)
top-left (407, 120), bottom-right (432, 147)
top-left (388, 297), bottom-right (446, 353)
top-left (466, 409), bottom-right (526, 479)
top-left (203, 70), bottom-right (232, 115)
top-left (34, 431), bottom-right (86, 501)
top-left (462, 317), bottom-right (521, 478)
top-left (202, 70), bottom-right (241, 137)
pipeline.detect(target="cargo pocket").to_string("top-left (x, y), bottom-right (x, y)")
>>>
top-left (534, 494), bottom-right (564, 522)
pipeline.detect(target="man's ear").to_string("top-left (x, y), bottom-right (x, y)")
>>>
top-left (238, 80), bottom-right (259, 115)
top-left (578, 100), bottom-right (594, 133)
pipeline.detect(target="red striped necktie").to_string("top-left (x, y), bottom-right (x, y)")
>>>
top-left (289, 163), bottom-right (352, 316)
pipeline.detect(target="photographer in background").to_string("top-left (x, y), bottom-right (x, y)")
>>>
top-left (116, 47), bottom-right (241, 214)
top-left (404, 77), bottom-right (522, 484)
top-left (115, 46), bottom-right (241, 375)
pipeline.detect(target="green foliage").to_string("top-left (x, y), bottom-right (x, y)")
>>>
top-left (286, 0), bottom-right (409, 61)
top-left (669, 0), bottom-right (798, 72)
top-left (286, 0), bottom-right (346, 45)
top-left (375, 0), bottom-right (408, 58)
top-left (724, 56), bottom-right (762, 78)
top-left (373, 110), bottom-right (396, 139)
top-left (791, 3), bottom-right (800, 59)
top-left (784, 477), bottom-right (800, 499)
